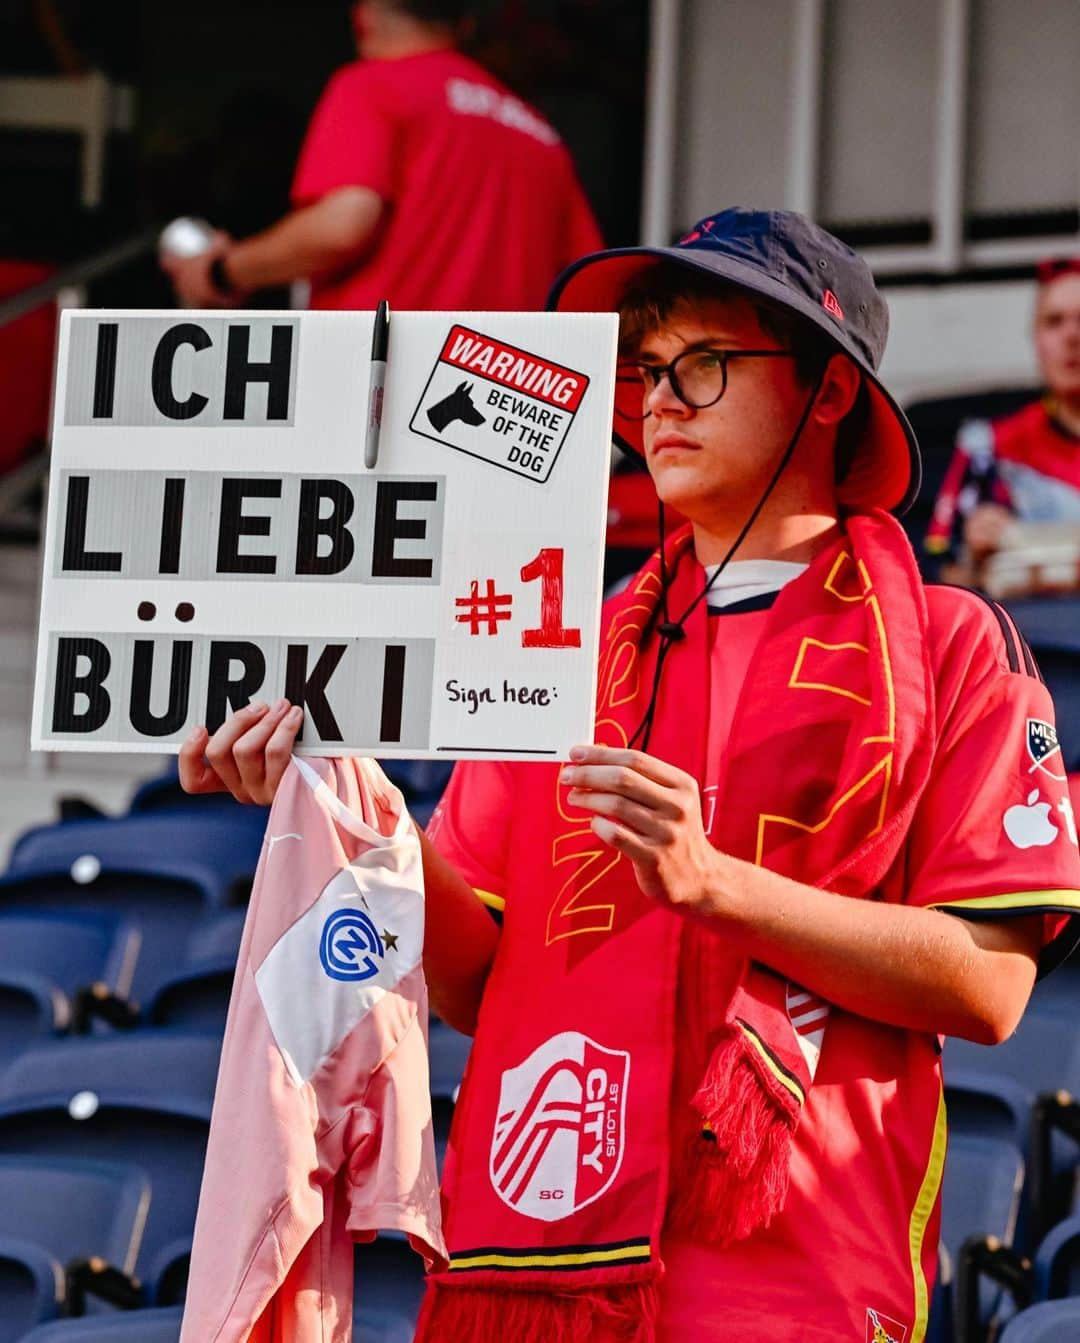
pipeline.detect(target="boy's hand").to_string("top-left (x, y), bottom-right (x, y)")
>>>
top-left (559, 744), bottom-right (718, 914)
top-left (179, 699), bottom-right (304, 804)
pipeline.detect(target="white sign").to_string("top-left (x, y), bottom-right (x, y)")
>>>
top-left (32, 309), bottom-right (618, 760)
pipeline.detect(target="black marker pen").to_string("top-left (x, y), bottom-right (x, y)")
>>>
top-left (364, 299), bottom-right (390, 469)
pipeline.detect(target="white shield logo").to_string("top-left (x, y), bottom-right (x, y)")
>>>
top-left (489, 1031), bottom-right (629, 1222)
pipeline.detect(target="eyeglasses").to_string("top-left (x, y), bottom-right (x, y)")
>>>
top-left (615, 348), bottom-right (796, 421)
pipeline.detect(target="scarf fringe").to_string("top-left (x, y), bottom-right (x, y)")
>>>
top-left (414, 1279), bottom-right (659, 1343)
top-left (667, 1026), bottom-right (798, 1246)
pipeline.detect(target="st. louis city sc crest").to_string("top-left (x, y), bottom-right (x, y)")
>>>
top-left (489, 1031), bottom-right (629, 1222)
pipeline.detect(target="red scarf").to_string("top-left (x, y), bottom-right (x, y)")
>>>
top-left (416, 511), bottom-right (935, 1343)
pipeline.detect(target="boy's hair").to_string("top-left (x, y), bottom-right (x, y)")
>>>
top-left (618, 263), bottom-right (866, 483)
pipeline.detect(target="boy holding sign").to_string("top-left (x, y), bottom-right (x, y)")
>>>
top-left (182, 210), bottom-right (1080, 1341)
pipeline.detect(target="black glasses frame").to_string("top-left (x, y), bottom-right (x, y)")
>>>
top-left (615, 348), bottom-right (796, 420)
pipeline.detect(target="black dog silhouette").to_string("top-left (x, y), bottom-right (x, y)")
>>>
top-left (427, 381), bottom-right (487, 433)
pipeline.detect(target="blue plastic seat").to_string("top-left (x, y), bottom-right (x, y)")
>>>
top-left (0, 1234), bottom-right (64, 1342)
top-left (945, 989), bottom-right (1080, 1108)
top-left (144, 961), bottom-right (233, 1032)
top-left (0, 856), bottom-right (227, 1004)
top-left (0, 910), bottom-right (137, 997)
top-left (0, 980), bottom-right (66, 1068)
top-left (0, 1031), bottom-right (218, 1283)
top-left (184, 909), bottom-right (246, 966)
top-left (944, 1069), bottom-right (1034, 1152)
top-left (355, 1303), bottom-right (419, 1343)
top-left (0, 909), bottom-right (141, 1063)
top-left (8, 812), bottom-right (258, 906)
top-left (0, 1155), bottom-right (149, 1282)
top-left (1033, 1214), bottom-right (1080, 1301)
top-left (428, 1018), bottom-right (471, 1102)
top-left (941, 1133), bottom-right (1025, 1332)
top-left (354, 1237), bottom-right (427, 1329)
top-left (18, 1306), bottom-right (184, 1341)
top-left (998, 1298), bottom-right (1080, 1341)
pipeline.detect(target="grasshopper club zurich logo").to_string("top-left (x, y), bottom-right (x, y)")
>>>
top-left (489, 1031), bottom-right (629, 1222)
top-left (319, 909), bottom-right (385, 982)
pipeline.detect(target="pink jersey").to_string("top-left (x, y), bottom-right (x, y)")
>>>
top-left (180, 757), bottom-right (446, 1343)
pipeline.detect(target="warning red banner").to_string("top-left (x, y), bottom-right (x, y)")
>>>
top-left (439, 324), bottom-right (588, 413)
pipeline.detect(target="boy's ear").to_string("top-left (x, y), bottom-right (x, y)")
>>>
top-left (813, 354), bottom-right (861, 427)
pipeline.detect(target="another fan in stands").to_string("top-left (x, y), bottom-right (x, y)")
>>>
top-left (925, 256), bottom-right (1080, 597)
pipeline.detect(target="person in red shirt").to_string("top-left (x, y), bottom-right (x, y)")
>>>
top-left (162, 0), bottom-right (602, 311)
top-left (179, 210), bottom-right (1080, 1342)
top-left (925, 256), bottom-right (1080, 570)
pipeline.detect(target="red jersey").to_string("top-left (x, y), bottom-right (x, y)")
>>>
top-left (925, 399), bottom-right (1080, 556)
top-left (291, 50), bottom-right (603, 312)
top-left (429, 572), bottom-right (1080, 1342)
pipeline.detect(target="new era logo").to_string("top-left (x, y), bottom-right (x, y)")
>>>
top-left (822, 290), bottom-right (845, 320)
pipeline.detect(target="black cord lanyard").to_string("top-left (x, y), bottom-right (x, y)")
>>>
top-left (629, 374), bottom-right (826, 750)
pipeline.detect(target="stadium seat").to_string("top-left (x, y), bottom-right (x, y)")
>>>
top-left (926, 1245), bottom-right (952, 1343)
top-left (0, 910), bottom-right (138, 997)
top-left (940, 1134), bottom-right (1025, 1262)
top-left (0, 1235), bottom-right (64, 1342)
top-left (945, 991), bottom-right (1080, 1110)
top-left (0, 1155), bottom-right (149, 1290)
top-left (1033, 1213), bottom-right (1080, 1301)
top-left (378, 760), bottom-right (453, 827)
top-left (428, 1017), bottom-right (471, 1102)
top-left (143, 961), bottom-right (233, 1032)
top-left (0, 1031), bottom-right (218, 1284)
top-left (143, 1238), bottom-right (190, 1307)
top-left (941, 1132), bottom-right (1026, 1331)
top-left (0, 978), bottom-right (66, 1067)
top-left (183, 909), bottom-right (246, 965)
top-left (998, 1298), bottom-right (1080, 1341)
top-left (8, 812), bottom-right (260, 906)
top-left (0, 909), bottom-right (142, 1061)
top-left (355, 1304), bottom-right (418, 1343)
top-left (947, 990), bottom-right (1080, 1242)
top-left (0, 856), bottom-right (229, 1005)
top-left (128, 764), bottom-right (268, 827)
top-left (354, 1237), bottom-right (427, 1327)
top-left (944, 1069), bottom-right (1034, 1152)
top-left (17, 1307), bottom-right (184, 1341)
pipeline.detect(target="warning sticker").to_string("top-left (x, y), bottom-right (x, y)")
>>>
top-left (410, 324), bottom-right (589, 484)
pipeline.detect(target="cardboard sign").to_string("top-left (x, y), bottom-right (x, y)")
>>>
top-left (33, 310), bottom-right (618, 760)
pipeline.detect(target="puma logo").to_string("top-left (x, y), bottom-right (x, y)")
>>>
top-left (427, 381), bottom-right (487, 432)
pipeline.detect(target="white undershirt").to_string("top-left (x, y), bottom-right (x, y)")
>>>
top-left (702, 559), bottom-right (808, 610)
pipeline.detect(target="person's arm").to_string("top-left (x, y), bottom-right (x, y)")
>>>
top-left (560, 746), bottom-right (1042, 1045)
top-left (162, 186), bottom-right (383, 308)
top-left (416, 827), bottom-right (500, 1035)
top-left (224, 186), bottom-right (383, 291)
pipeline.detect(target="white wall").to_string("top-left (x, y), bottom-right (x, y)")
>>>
top-left (881, 281), bottom-right (1040, 404)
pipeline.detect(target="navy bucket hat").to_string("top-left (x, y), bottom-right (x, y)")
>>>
top-left (548, 206), bottom-right (921, 516)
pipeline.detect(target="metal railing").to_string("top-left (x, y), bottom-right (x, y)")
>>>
top-left (0, 229), bottom-right (158, 536)
top-left (0, 228), bottom-right (158, 330)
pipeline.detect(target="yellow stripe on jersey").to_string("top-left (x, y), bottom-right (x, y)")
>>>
top-left (908, 1083), bottom-right (947, 1343)
top-left (737, 1021), bottom-right (806, 1108)
top-left (474, 887), bottom-right (506, 913)
top-left (449, 1243), bottom-right (650, 1271)
top-left (931, 889), bottom-right (1080, 914)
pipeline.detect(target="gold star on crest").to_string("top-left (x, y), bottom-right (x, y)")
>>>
top-left (382, 929), bottom-right (399, 951)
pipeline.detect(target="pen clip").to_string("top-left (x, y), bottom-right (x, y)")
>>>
top-left (364, 298), bottom-right (391, 470)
